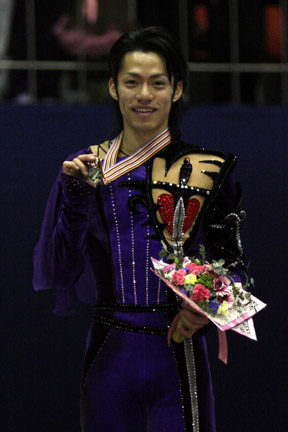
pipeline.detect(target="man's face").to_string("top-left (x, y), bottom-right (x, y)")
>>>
top-left (109, 51), bottom-right (183, 140)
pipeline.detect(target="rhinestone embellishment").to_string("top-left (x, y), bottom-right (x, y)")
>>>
top-left (157, 194), bottom-right (200, 235)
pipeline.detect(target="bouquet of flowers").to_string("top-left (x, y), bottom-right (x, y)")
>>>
top-left (151, 244), bottom-right (265, 342)
top-left (151, 198), bottom-right (266, 362)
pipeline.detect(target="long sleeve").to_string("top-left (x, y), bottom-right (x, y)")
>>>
top-left (33, 160), bottom-right (99, 314)
top-left (49, 174), bottom-right (95, 279)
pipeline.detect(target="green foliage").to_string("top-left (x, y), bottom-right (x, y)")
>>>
top-left (159, 249), bottom-right (167, 259)
top-left (212, 259), bottom-right (225, 268)
top-left (196, 273), bottom-right (213, 289)
top-left (158, 240), bottom-right (169, 259)
top-left (167, 253), bottom-right (175, 261)
top-left (199, 244), bottom-right (206, 262)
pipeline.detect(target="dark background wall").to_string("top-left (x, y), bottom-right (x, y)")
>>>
top-left (0, 104), bottom-right (287, 431)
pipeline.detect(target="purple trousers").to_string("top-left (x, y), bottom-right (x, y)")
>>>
top-left (80, 320), bottom-right (216, 432)
top-left (80, 325), bottom-right (185, 431)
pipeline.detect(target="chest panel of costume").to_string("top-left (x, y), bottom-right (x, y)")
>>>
top-left (118, 142), bottom-right (235, 257)
top-left (151, 153), bottom-right (224, 245)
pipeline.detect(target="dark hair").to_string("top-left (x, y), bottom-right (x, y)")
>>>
top-left (109, 26), bottom-right (188, 140)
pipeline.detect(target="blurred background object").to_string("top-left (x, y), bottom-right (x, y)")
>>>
top-left (1, 0), bottom-right (288, 105)
top-left (0, 0), bottom-right (15, 100)
top-left (4, 0), bottom-right (135, 103)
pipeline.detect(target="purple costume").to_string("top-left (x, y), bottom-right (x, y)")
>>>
top-left (33, 138), bottom-right (247, 432)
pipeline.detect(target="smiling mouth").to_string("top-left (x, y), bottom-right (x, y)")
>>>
top-left (133, 107), bottom-right (156, 113)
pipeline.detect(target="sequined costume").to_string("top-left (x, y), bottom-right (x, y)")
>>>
top-left (33, 138), bottom-right (247, 432)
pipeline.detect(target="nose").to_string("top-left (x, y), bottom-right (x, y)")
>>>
top-left (136, 84), bottom-right (153, 102)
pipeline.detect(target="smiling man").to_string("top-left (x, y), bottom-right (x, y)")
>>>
top-left (108, 50), bottom-right (183, 149)
top-left (34, 27), bottom-right (248, 432)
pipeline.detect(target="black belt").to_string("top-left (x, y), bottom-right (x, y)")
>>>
top-left (92, 302), bottom-right (179, 335)
top-left (93, 302), bottom-right (179, 313)
top-left (93, 315), bottom-right (169, 335)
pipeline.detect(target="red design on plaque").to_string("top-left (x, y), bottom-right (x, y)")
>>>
top-left (157, 194), bottom-right (200, 235)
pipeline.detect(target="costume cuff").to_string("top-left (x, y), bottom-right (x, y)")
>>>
top-left (61, 173), bottom-right (95, 203)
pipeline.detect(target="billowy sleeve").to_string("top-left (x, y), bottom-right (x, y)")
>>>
top-left (33, 171), bottom-right (98, 314)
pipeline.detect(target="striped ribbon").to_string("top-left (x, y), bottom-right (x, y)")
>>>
top-left (101, 128), bottom-right (171, 184)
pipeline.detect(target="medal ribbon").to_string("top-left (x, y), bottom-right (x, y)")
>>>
top-left (101, 128), bottom-right (171, 184)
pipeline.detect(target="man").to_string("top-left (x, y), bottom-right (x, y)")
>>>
top-left (34, 26), bottom-right (247, 431)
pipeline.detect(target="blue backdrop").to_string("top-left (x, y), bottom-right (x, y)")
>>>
top-left (0, 104), bottom-right (287, 431)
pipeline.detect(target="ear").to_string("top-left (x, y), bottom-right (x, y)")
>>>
top-left (172, 81), bottom-right (183, 103)
top-left (109, 77), bottom-right (118, 101)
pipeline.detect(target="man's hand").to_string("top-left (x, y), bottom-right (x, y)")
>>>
top-left (63, 154), bottom-right (98, 187)
top-left (177, 302), bottom-right (209, 338)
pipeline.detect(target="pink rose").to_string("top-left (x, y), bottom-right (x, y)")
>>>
top-left (191, 284), bottom-right (211, 302)
top-left (186, 263), bottom-right (207, 275)
top-left (172, 270), bottom-right (186, 286)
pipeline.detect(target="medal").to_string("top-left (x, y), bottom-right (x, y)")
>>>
top-left (86, 158), bottom-right (103, 184)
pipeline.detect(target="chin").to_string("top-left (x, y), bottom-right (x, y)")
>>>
top-left (135, 122), bottom-right (164, 132)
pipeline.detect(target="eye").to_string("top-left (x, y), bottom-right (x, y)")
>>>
top-left (126, 80), bottom-right (138, 86)
top-left (153, 81), bottom-right (166, 87)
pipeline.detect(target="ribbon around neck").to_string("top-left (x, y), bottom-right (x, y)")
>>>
top-left (101, 128), bottom-right (172, 184)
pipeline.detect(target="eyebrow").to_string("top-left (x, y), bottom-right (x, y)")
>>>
top-left (123, 72), bottom-right (169, 79)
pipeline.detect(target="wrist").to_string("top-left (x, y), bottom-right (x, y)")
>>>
top-left (61, 173), bottom-right (95, 203)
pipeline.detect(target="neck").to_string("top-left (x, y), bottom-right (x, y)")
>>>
top-left (120, 127), bottom-right (168, 155)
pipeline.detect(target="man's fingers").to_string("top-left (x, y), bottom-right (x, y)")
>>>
top-left (177, 325), bottom-right (194, 338)
top-left (63, 161), bottom-right (80, 175)
top-left (77, 154), bottom-right (97, 163)
top-left (63, 154), bottom-right (97, 178)
top-left (180, 314), bottom-right (205, 331)
top-left (72, 158), bottom-right (89, 177)
top-left (180, 310), bottom-right (208, 327)
top-left (176, 308), bottom-right (209, 340)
